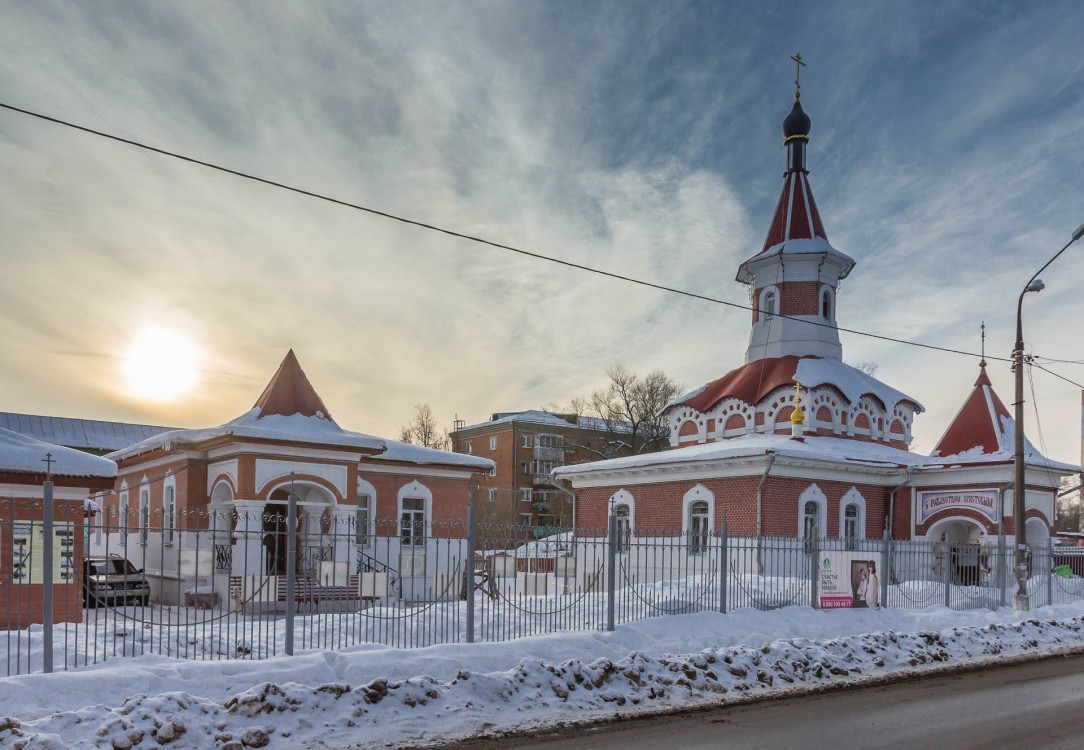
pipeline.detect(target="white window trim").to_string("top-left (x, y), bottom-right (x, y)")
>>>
top-left (397, 480), bottom-right (433, 545)
top-left (759, 285), bottom-right (779, 318)
top-left (489, 436), bottom-right (497, 451)
top-left (163, 475), bottom-right (177, 546)
top-left (465, 441), bottom-right (473, 455)
top-left (487, 488), bottom-right (497, 503)
top-left (521, 487), bottom-right (532, 503)
top-left (610, 489), bottom-right (635, 553)
top-left (356, 493), bottom-right (373, 548)
top-left (819, 283), bottom-right (834, 321)
top-left (357, 477), bottom-right (378, 547)
top-left (839, 487), bottom-right (867, 540)
top-left (139, 482), bottom-right (150, 546)
top-left (118, 482), bottom-right (130, 548)
top-left (682, 484), bottom-right (715, 553)
top-left (798, 484), bottom-right (828, 538)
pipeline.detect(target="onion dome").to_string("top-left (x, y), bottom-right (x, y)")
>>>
top-left (783, 99), bottom-right (811, 141)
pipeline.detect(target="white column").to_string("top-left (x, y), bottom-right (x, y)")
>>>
top-left (232, 500), bottom-right (267, 575)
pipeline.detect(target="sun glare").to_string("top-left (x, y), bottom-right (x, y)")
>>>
top-left (124, 327), bottom-right (199, 401)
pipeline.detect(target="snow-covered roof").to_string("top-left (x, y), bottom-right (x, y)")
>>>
top-left (108, 351), bottom-right (492, 472)
top-left (667, 356), bottom-right (923, 415)
top-left (0, 412), bottom-right (173, 452)
top-left (366, 437), bottom-right (494, 470)
top-left (555, 425), bottom-right (1079, 479)
top-left (554, 434), bottom-right (927, 476)
top-left (0, 426), bottom-right (116, 478)
top-left (108, 409), bottom-right (386, 460)
top-left (459, 410), bottom-right (632, 434)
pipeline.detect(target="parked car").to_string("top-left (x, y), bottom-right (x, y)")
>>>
top-left (83, 555), bottom-right (150, 607)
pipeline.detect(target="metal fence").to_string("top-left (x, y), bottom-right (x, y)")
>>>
top-left (4, 494), bottom-right (1084, 677)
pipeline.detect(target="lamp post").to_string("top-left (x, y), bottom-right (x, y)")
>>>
top-left (1013, 224), bottom-right (1084, 611)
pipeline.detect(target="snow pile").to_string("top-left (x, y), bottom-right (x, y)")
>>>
top-left (3, 606), bottom-right (1084, 748)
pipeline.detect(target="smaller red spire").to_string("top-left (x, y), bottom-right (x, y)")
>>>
top-left (933, 364), bottom-right (1011, 457)
top-left (760, 172), bottom-right (829, 251)
top-left (252, 350), bottom-right (334, 421)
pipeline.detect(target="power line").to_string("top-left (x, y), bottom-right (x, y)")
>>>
top-left (1033, 356), bottom-right (1084, 366)
top-left (1031, 362), bottom-right (1084, 390)
top-left (0, 99), bottom-right (1010, 363)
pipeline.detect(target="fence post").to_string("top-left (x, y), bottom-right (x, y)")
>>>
top-left (810, 537), bottom-right (819, 610)
top-left (465, 507), bottom-right (476, 644)
top-left (606, 514), bottom-right (616, 632)
top-left (997, 533), bottom-right (1006, 608)
top-left (1046, 539), bottom-right (1053, 607)
top-left (285, 487), bottom-right (297, 656)
top-left (42, 475), bottom-right (54, 674)
top-left (880, 529), bottom-right (890, 609)
top-left (943, 542), bottom-right (952, 609)
top-left (719, 519), bottom-right (728, 615)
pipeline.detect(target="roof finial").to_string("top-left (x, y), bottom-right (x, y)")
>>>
top-left (979, 321), bottom-right (987, 369)
top-left (791, 53), bottom-right (806, 101)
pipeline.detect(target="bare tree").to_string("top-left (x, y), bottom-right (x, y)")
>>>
top-left (399, 403), bottom-right (449, 449)
top-left (585, 365), bottom-right (682, 454)
top-left (849, 361), bottom-right (879, 377)
top-left (1057, 474), bottom-right (1084, 532)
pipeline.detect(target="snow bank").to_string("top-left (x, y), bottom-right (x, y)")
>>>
top-left (3, 604), bottom-right (1084, 748)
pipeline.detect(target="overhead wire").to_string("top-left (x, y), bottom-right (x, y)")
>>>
top-left (1025, 360), bottom-right (1049, 458)
top-left (0, 99), bottom-right (1014, 364)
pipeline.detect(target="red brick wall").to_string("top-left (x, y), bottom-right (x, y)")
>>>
top-left (1, 496), bottom-right (85, 627)
top-left (778, 281), bottom-right (824, 316)
top-left (576, 475), bottom-right (889, 539)
top-left (362, 471), bottom-right (471, 537)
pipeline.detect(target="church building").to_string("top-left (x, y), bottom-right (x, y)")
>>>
top-left (555, 79), bottom-right (1076, 553)
top-left (90, 350), bottom-right (493, 603)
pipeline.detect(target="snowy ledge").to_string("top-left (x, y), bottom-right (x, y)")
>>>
top-left (3, 610), bottom-right (1084, 749)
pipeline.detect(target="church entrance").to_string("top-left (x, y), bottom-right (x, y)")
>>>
top-left (261, 500), bottom-right (294, 576)
top-left (931, 520), bottom-right (989, 586)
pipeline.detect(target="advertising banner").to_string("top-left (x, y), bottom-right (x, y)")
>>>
top-left (918, 490), bottom-right (999, 524)
top-left (819, 551), bottom-right (882, 609)
top-left (10, 520), bottom-right (76, 585)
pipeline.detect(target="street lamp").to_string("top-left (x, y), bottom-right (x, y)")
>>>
top-left (1013, 223), bottom-right (1084, 611)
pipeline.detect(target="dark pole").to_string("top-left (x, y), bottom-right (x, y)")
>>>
top-left (1013, 290), bottom-right (1029, 610)
top-left (1013, 224), bottom-right (1084, 611)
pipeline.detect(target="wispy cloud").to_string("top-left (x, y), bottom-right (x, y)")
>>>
top-left (0, 0), bottom-right (1081, 460)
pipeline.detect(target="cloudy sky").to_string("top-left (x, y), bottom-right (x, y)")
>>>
top-left (1, 1), bottom-right (1082, 462)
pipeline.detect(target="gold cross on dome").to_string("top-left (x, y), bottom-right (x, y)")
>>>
top-left (791, 53), bottom-right (806, 99)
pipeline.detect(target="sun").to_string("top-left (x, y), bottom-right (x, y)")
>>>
top-left (123, 327), bottom-right (199, 401)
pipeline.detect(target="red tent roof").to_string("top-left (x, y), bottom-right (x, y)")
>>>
top-left (761, 171), bottom-right (828, 251)
top-left (932, 366), bottom-right (1011, 457)
top-left (252, 350), bottom-right (334, 421)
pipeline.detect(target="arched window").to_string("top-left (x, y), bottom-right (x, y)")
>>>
top-left (614, 504), bottom-right (631, 553)
top-left (689, 501), bottom-right (710, 554)
top-left (764, 289), bottom-right (777, 317)
top-left (400, 497), bottom-right (425, 545)
top-left (356, 494), bottom-right (372, 548)
top-left (803, 500), bottom-right (820, 554)
top-left (821, 288), bottom-right (832, 319)
top-left (843, 504), bottom-right (859, 550)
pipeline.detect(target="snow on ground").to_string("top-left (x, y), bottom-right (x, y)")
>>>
top-left (3, 602), bottom-right (1084, 748)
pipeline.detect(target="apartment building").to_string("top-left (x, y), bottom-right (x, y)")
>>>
top-left (450, 410), bottom-right (633, 534)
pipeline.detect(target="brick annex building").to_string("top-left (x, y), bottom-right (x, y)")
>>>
top-left (555, 85), bottom-right (1078, 551)
top-left (450, 410), bottom-right (636, 532)
top-left (86, 350), bottom-right (493, 603)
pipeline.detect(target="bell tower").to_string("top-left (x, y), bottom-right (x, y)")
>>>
top-left (736, 56), bottom-right (855, 364)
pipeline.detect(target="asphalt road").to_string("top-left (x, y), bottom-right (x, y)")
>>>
top-left (436, 653), bottom-right (1084, 750)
